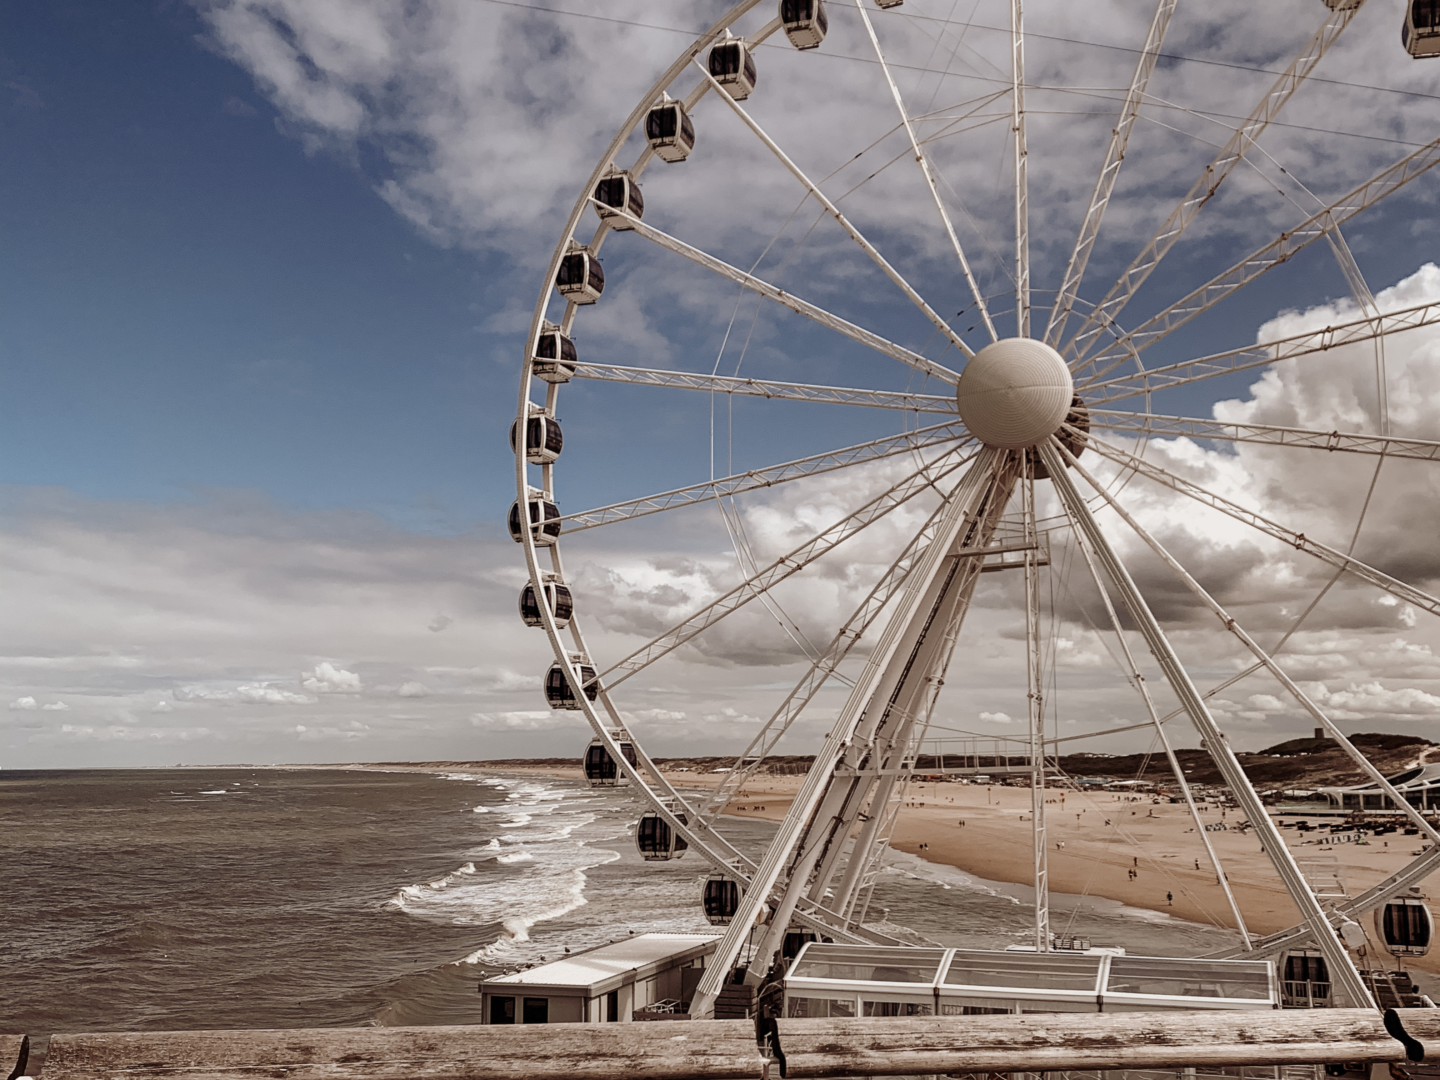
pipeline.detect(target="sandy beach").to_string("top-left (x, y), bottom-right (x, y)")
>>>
top-left (306, 761), bottom-right (1437, 979)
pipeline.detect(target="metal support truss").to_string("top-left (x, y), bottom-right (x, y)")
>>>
top-left (1022, 473), bottom-right (1048, 949)
top-left (1080, 297), bottom-right (1440, 406)
top-left (1011, 0), bottom-right (1029, 338)
top-left (1064, 496), bottom-right (1251, 946)
top-left (1064, 448), bottom-right (1440, 848)
top-left (1080, 432), bottom-right (1440, 619)
top-left (597, 447), bottom-right (976, 690)
top-left (1045, 0), bottom-right (1176, 347)
top-left (1064, 0), bottom-right (1368, 363)
top-left (569, 362), bottom-right (956, 413)
top-left (609, 207), bottom-right (959, 385)
top-left (559, 422), bottom-right (967, 532)
top-left (689, 448), bottom-right (1009, 1019)
top-left (1040, 436), bottom-right (1375, 1009)
top-left (1078, 132), bottom-right (1440, 382)
top-left (694, 59), bottom-right (976, 360)
top-left (697, 489), bottom-right (960, 820)
top-left (853, 0), bottom-right (996, 342)
top-left (1087, 411), bottom-right (1440, 461)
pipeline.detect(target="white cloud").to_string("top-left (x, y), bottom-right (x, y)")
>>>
top-left (1308, 681), bottom-right (1440, 720)
top-left (41, 701), bottom-right (70, 711)
top-left (176, 683), bottom-right (317, 706)
top-left (979, 711), bottom-right (1013, 724)
top-left (302, 661), bottom-right (363, 694)
top-left (470, 709), bottom-right (582, 731)
top-left (9, 696), bottom-right (37, 710)
top-left (397, 681), bottom-right (430, 697)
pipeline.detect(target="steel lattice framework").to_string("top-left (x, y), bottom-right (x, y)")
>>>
top-left (510, 0), bottom-right (1440, 1022)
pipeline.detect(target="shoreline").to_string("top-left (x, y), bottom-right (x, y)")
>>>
top-left (281, 761), bottom-right (1439, 981)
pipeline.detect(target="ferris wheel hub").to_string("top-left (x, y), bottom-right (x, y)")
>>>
top-left (955, 337), bottom-right (1074, 450)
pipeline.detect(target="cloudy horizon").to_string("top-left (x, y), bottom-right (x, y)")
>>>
top-left (5, 0), bottom-right (1440, 769)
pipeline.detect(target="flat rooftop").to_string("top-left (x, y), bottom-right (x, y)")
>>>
top-left (483, 932), bottom-right (719, 989)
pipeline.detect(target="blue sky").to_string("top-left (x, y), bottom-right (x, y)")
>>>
top-left (5, 0), bottom-right (1440, 768)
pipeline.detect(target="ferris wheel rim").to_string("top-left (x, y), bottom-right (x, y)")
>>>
top-left (511, 0), bottom-right (1440, 978)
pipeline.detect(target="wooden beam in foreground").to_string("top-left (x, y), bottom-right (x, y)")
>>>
top-left (773, 1008), bottom-right (1440, 1078)
top-left (3, 1035), bottom-right (29, 1080)
top-left (40, 1022), bottom-right (769, 1080)
top-left (26, 1008), bottom-right (1440, 1080)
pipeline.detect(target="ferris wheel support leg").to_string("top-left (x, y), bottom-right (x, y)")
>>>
top-left (1059, 441), bottom-right (1440, 849)
top-left (1038, 437), bottom-right (1376, 1010)
top-left (687, 449), bottom-right (1009, 1020)
top-left (1022, 472), bottom-right (1049, 950)
top-left (1062, 494), bottom-right (1253, 947)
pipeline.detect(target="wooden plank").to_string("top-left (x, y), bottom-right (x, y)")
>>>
top-left (3, 1035), bottom-right (29, 1080)
top-left (773, 1008), bottom-right (1440, 1079)
top-left (41, 1022), bottom-right (768, 1080)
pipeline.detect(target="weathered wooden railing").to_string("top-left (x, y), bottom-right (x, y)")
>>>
top-left (6, 1009), bottom-right (1438, 1080)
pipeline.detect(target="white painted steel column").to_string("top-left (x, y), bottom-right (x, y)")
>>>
top-left (1038, 437), bottom-right (1375, 1009)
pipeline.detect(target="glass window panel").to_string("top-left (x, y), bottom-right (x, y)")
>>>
top-left (1106, 958), bottom-right (1271, 1000)
top-left (787, 996), bottom-right (856, 1018)
top-left (942, 950), bottom-right (1103, 992)
top-left (863, 1000), bottom-right (934, 1017)
top-left (790, 945), bottom-right (947, 983)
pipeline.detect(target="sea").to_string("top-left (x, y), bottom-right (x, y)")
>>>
top-left (3, 767), bottom-right (1264, 1054)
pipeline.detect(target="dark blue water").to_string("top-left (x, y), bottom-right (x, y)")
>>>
top-left (1, 767), bottom-right (1252, 1045)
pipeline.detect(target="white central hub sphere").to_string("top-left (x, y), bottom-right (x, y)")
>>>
top-left (954, 337), bottom-right (1073, 449)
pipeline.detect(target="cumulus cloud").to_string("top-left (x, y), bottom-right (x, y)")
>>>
top-left (397, 681), bottom-right (430, 697)
top-left (9, 696), bottom-right (37, 710)
top-left (41, 701), bottom-right (70, 711)
top-left (176, 683), bottom-right (317, 706)
top-left (979, 711), bottom-right (1013, 724)
top-left (301, 661), bottom-right (363, 694)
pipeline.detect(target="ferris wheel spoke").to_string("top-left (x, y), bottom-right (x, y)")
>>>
top-left (1075, 132), bottom-right (1440, 383)
top-left (1061, 478), bottom-right (1252, 945)
top-left (1063, 1), bottom-right (1369, 364)
top-left (569, 361), bottom-right (957, 412)
top-left (558, 422), bottom-right (969, 533)
top-left (1080, 431), bottom-right (1440, 619)
top-left (594, 445), bottom-right (980, 691)
top-left (1044, 0), bottom-right (1176, 347)
top-left (1040, 436), bottom-right (1375, 1009)
top-left (1010, 0), bottom-right (1029, 338)
top-left (1060, 439), bottom-right (1440, 847)
top-left (604, 210), bottom-right (960, 384)
top-left (1080, 297), bottom-right (1440, 406)
top-left (698, 482), bottom-right (967, 821)
top-left (693, 58), bottom-right (976, 361)
top-left (852, 0), bottom-right (997, 343)
top-left (1087, 410), bottom-right (1440, 462)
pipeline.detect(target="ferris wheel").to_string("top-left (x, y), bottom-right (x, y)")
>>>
top-left (511, 0), bottom-right (1440, 1019)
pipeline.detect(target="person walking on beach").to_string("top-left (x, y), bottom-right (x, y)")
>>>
top-left (1167, 891), bottom-right (1173, 906)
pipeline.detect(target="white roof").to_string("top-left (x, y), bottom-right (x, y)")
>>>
top-left (485, 933), bottom-right (719, 989)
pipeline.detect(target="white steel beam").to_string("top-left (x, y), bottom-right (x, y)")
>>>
top-left (559, 422), bottom-right (967, 532)
top-left (1063, 501), bottom-right (1251, 945)
top-left (689, 448), bottom-right (1009, 1019)
top-left (1081, 432), bottom-right (1440, 619)
top-left (1080, 297), bottom-right (1440, 406)
top-left (1065, 446), bottom-right (1440, 848)
top-left (597, 447), bottom-right (978, 690)
top-left (1077, 131), bottom-right (1440, 382)
top-left (570, 361), bottom-right (957, 413)
top-left (694, 59), bottom-right (976, 360)
top-left (608, 208), bottom-right (960, 385)
top-left (1040, 436), bottom-right (1375, 1009)
top-left (853, 0), bottom-right (997, 342)
top-left (1011, 0), bottom-right (1029, 338)
top-left (1064, 1), bottom-right (1369, 363)
top-left (1087, 410), bottom-right (1440, 461)
top-left (1044, 0), bottom-right (1176, 347)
